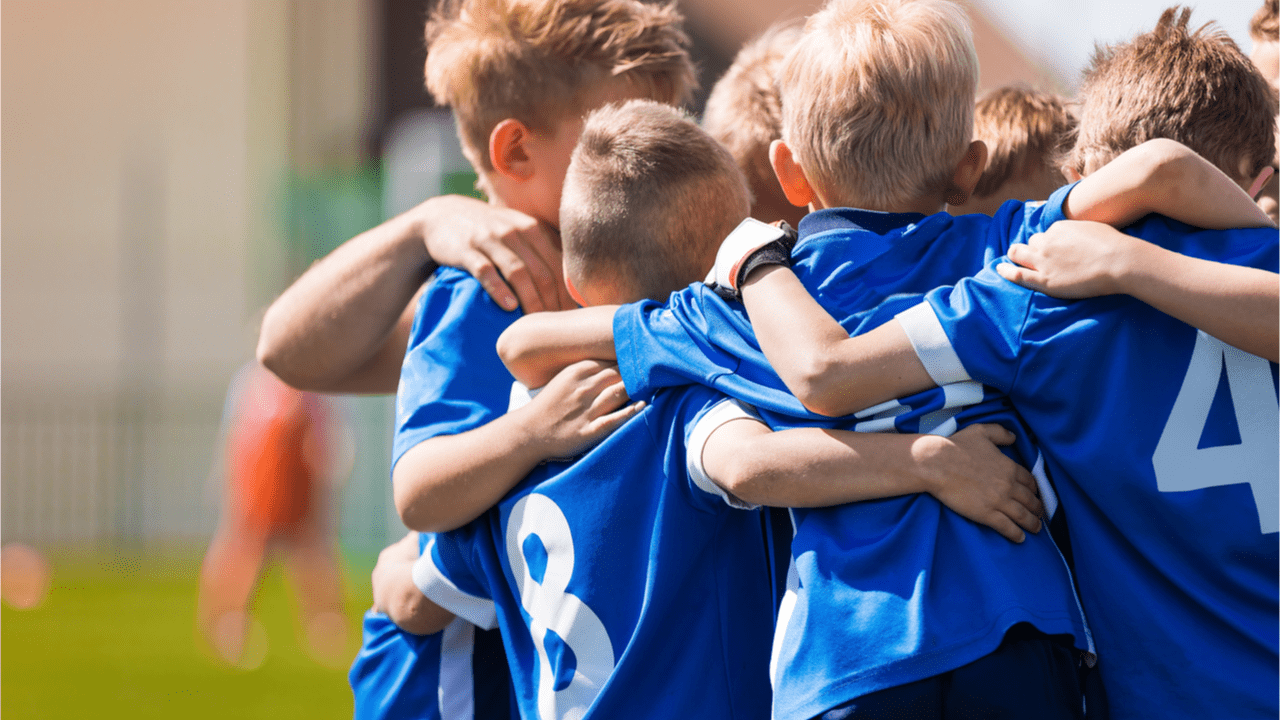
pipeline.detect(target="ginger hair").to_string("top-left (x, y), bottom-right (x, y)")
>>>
top-left (702, 20), bottom-right (804, 210)
top-left (1252, 0), bottom-right (1278, 42)
top-left (1071, 7), bottom-right (1276, 181)
top-left (973, 87), bottom-right (1075, 198)
top-left (425, 0), bottom-right (696, 172)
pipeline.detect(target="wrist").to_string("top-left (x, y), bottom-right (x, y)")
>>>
top-left (910, 434), bottom-right (952, 497)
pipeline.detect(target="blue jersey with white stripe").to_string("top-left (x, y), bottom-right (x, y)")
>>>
top-left (375, 267), bottom-right (524, 718)
top-left (613, 188), bottom-right (1091, 720)
top-left (412, 384), bottom-right (777, 720)
top-left (907, 216), bottom-right (1279, 719)
top-left (350, 534), bottom-right (515, 720)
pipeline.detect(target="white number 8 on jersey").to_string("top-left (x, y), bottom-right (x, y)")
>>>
top-left (1154, 331), bottom-right (1279, 533)
top-left (507, 493), bottom-right (615, 720)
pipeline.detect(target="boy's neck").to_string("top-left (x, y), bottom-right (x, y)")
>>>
top-left (813, 192), bottom-right (946, 217)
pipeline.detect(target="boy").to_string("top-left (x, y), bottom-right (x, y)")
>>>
top-left (500, 3), bottom-right (1278, 719)
top-left (718, 9), bottom-right (1278, 720)
top-left (350, 532), bottom-right (512, 720)
top-left (342, 0), bottom-right (696, 715)
top-left (502, 3), bottom-right (1099, 718)
top-left (966, 86), bottom-right (1074, 216)
top-left (701, 21), bottom-right (807, 228)
top-left (412, 99), bottom-right (1049, 719)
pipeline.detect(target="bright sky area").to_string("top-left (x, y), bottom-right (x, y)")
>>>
top-left (973, 0), bottom-right (1262, 90)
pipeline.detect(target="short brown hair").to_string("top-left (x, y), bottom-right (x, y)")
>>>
top-left (1071, 7), bottom-right (1277, 180)
top-left (702, 21), bottom-right (804, 208)
top-left (778, 0), bottom-right (979, 209)
top-left (1252, 0), bottom-right (1278, 42)
top-left (561, 100), bottom-right (751, 302)
top-left (973, 87), bottom-right (1075, 198)
top-left (425, 0), bottom-right (696, 173)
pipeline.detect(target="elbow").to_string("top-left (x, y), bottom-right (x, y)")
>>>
top-left (255, 304), bottom-right (321, 391)
top-left (784, 353), bottom-right (851, 418)
top-left (714, 453), bottom-right (773, 507)
top-left (393, 475), bottom-right (448, 534)
top-left (495, 323), bottom-right (532, 377)
top-left (387, 585), bottom-right (453, 636)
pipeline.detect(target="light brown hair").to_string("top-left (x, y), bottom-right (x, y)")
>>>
top-left (560, 100), bottom-right (751, 302)
top-left (424, 0), bottom-right (696, 173)
top-left (1252, 0), bottom-right (1278, 42)
top-left (1071, 7), bottom-right (1277, 180)
top-left (973, 87), bottom-right (1075, 198)
top-left (778, 0), bottom-right (979, 209)
top-left (702, 21), bottom-right (804, 210)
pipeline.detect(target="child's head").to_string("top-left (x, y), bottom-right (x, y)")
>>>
top-left (701, 20), bottom-right (807, 227)
top-left (1070, 7), bottom-right (1276, 188)
top-left (966, 86), bottom-right (1075, 215)
top-left (559, 100), bottom-right (751, 306)
top-left (1251, 0), bottom-right (1279, 96)
top-left (772, 0), bottom-right (985, 213)
top-left (424, 0), bottom-right (696, 226)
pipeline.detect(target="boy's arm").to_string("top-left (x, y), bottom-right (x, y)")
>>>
top-left (1063, 138), bottom-right (1275, 229)
top-left (998, 221), bottom-right (1279, 362)
top-left (738, 139), bottom-right (1277, 416)
top-left (699, 414), bottom-right (1044, 543)
top-left (258, 195), bottom-right (570, 393)
top-left (394, 360), bottom-right (642, 532)
top-left (741, 266), bottom-right (935, 417)
top-left (371, 532), bottom-right (455, 636)
top-left (496, 307), bottom-right (620, 389)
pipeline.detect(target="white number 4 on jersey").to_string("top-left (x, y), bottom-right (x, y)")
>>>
top-left (1154, 332), bottom-right (1279, 534)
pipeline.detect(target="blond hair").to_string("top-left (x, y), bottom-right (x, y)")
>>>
top-left (1071, 7), bottom-right (1277, 180)
top-left (702, 21), bottom-right (804, 208)
top-left (425, 0), bottom-right (696, 173)
top-left (973, 87), bottom-right (1075, 198)
top-left (778, 0), bottom-right (978, 209)
top-left (561, 100), bottom-right (751, 302)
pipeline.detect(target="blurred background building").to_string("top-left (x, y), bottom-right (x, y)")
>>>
top-left (1, 0), bottom-right (1259, 557)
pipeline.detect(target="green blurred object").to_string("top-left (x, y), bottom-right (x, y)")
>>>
top-left (440, 169), bottom-right (482, 199)
top-left (2, 551), bottom-right (375, 719)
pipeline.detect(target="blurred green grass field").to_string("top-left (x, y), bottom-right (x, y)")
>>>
top-left (2, 550), bottom-right (375, 719)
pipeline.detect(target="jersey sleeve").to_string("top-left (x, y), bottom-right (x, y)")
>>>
top-left (413, 529), bottom-right (498, 631)
top-left (393, 268), bottom-right (519, 469)
top-left (895, 266), bottom-right (1034, 394)
top-left (613, 290), bottom-right (745, 401)
top-left (683, 397), bottom-right (764, 511)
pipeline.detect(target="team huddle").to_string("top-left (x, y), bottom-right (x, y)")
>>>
top-left (256, 0), bottom-right (1280, 718)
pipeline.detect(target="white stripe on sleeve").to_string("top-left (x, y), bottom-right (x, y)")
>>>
top-left (895, 302), bottom-right (972, 386)
top-left (412, 550), bottom-right (499, 631)
top-left (686, 399), bottom-right (762, 510)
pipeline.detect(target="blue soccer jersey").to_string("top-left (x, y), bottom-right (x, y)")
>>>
top-left (394, 267), bottom-right (521, 468)
top-left (411, 384), bottom-right (778, 720)
top-left (899, 216), bottom-right (1279, 719)
top-left (350, 533), bottom-right (513, 720)
top-left (612, 191), bottom-right (1092, 720)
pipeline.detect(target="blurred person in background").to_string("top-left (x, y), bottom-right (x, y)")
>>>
top-left (198, 361), bottom-right (353, 668)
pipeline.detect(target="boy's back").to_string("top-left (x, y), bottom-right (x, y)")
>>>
top-left (908, 217), bottom-right (1279, 718)
top-left (616, 192), bottom-right (1093, 719)
top-left (414, 383), bottom-right (776, 719)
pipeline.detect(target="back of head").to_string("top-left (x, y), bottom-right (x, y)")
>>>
top-left (561, 100), bottom-right (751, 304)
top-left (1072, 7), bottom-right (1277, 181)
top-left (425, 0), bottom-right (696, 173)
top-left (702, 21), bottom-right (804, 222)
top-left (778, 0), bottom-right (978, 209)
top-left (972, 86), bottom-right (1075, 203)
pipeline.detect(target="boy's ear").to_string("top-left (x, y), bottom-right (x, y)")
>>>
top-left (770, 140), bottom-right (818, 209)
top-left (489, 119), bottom-right (535, 181)
top-left (1061, 164), bottom-right (1083, 183)
top-left (943, 140), bottom-right (988, 207)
